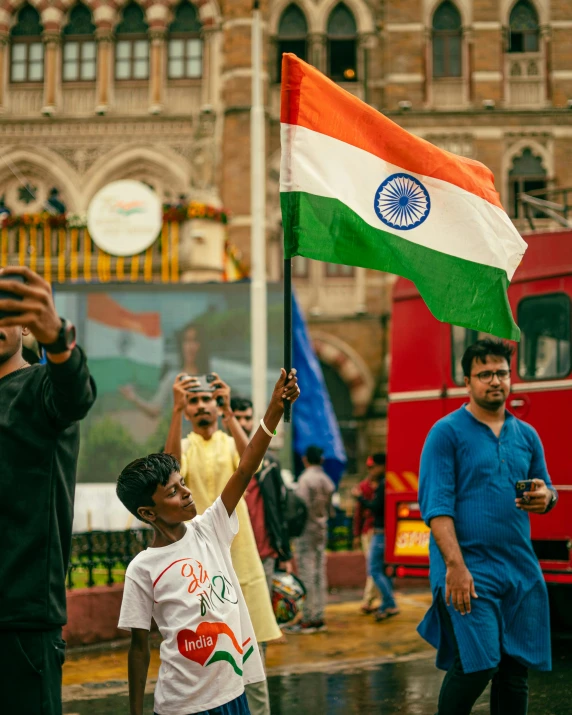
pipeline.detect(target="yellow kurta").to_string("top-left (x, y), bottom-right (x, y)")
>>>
top-left (180, 430), bottom-right (281, 643)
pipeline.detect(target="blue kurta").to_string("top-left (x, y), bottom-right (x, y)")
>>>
top-left (417, 405), bottom-right (553, 674)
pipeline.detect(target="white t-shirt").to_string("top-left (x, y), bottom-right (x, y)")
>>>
top-left (118, 497), bottom-right (265, 715)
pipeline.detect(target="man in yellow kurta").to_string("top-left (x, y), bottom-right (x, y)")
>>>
top-left (165, 372), bottom-right (280, 715)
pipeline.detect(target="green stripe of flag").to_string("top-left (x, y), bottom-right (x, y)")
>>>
top-left (89, 358), bottom-right (161, 395)
top-left (281, 191), bottom-right (519, 341)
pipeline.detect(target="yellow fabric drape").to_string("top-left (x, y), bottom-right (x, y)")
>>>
top-left (18, 226), bottom-right (26, 267)
top-left (161, 223), bottom-right (169, 282)
top-left (97, 249), bottom-right (106, 282)
top-left (43, 222), bottom-right (52, 282)
top-left (144, 246), bottom-right (153, 282)
top-left (170, 221), bottom-right (179, 282)
top-left (116, 256), bottom-right (125, 281)
top-left (58, 229), bottom-right (66, 282)
top-left (29, 226), bottom-right (37, 273)
top-left (0, 226), bottom-right (7, 267)
top-left (130, 254), bottom-right (140, 282)
top-left (70, 229), bottom-right (79, 282)
top-left (84, 230), bottom-right (91, 281)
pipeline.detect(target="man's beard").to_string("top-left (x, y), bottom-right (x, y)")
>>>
top-left (476, 393), bottom-right (507, 411)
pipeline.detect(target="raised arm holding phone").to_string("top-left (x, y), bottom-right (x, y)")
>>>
top-left (0, 266), bottom-right (96, 714)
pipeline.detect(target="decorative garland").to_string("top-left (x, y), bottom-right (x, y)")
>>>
top-left (0, 201), bottom-right (230, 229)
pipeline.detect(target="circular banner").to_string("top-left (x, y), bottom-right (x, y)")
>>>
top-left (87, 180), bottom-right (162, 256)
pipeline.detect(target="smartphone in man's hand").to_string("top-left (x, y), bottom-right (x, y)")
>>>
top-left (179, 373), bottom-right (216, 393)
top-left (0, 274), bottom-right (26, 319)
top-left (515, 479), bottom-right (535, 503)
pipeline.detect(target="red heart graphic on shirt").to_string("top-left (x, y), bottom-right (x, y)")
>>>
top-left (177, 622), bottom-right (243, 666)
top-left (177, 625), bottom-right (218, 666)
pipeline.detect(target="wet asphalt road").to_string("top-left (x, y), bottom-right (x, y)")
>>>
top-left (63, 637), bottom-right (572, 715)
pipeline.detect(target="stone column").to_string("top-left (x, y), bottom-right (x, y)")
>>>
top-left (355, 267), bottom-right (367, 314)
top-left (308, 33), bottom-right (327, 74)
top-left (42, 31), bottom-right (60, 115)
top-left (201, 25), bottom-right (218, 108)
top-left (149, 27), bottom-right (166, 114)
top-left (0, 33), bottom-right (8, 113)
top-left (95, 28), bottom-right (112, 114)
top-left (541, 25), bottom-right (552, 105)
top-left (358, 33), bottom-right (376, 102)
top-left (463, 27), bottom-right (474, 106)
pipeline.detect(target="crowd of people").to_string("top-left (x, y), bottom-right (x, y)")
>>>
top-left (0, 266), bottom-right (559, 715)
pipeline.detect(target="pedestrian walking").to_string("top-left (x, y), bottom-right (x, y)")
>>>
top-left (231, 396), bottom-right (293, 596)
top-left (352, 454), bottom-right (383, 614)
top-left (117, 370), bottom-right (300, 715)
top-left (285, 446), bottom-right (335, 634)
top-left (164, 374), bottom-right (281, 715)
top-left (418, 338), bottom-right (558, 715)
top-left (352, 453), bottom-right (399, 622)
top-left (0, 266), bottom-right (96, 714)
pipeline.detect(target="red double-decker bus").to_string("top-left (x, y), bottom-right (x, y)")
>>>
top-left (385, 229), bottom-right (572, 624)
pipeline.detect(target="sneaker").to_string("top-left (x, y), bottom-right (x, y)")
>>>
top-left (282, 622), bottom-right (317, 635)
top-left (312, 620), bottom-right (328, 633)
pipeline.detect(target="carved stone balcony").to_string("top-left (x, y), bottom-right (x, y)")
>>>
top-left (506, 53), bottom-right (545, 108)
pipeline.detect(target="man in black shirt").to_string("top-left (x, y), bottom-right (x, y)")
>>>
top-left (0, 266), bottom-right (96, 714)
top-left (352, 453), bottom-right (400, 623)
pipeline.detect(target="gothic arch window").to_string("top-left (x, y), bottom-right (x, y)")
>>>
top-left (508, 147), bottom-right (547, 217)
top-left (10, 4), bottom-right (44, 83)
top-left (168, 1), bottom-right (203, 79)
top-left (115, 2), bottom-right (149, 80)
top-left (63, 4), bottom-right (96, 82)
top-left (508, 0), bottom-right (539, 53)
top-left (276, 4), bottom-right (308, 81)
top-left (327, 3), bottom-right (357, 82)
top-left (432, 1), bottom-right (462, 78)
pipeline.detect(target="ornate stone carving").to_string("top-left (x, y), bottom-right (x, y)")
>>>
top-left (51, 145), bottom-right (111, 174)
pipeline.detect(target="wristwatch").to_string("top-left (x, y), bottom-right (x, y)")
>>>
top-left (40, 318), bottom-right (77, 354)
top-left (545, 489), bottom-right (558, 513)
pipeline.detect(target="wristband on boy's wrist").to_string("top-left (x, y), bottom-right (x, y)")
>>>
top-left (260, 418), bottom-right (277, 437)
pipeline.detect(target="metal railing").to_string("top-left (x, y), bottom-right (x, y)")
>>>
top-left (518, 187), bottom-right (572, 231)
top-left (67, 529), bottom-right (153, 590)
top-left (67, 517), bottom-right (355, 589)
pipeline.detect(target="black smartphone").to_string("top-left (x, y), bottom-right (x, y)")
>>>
top-left (179, 373), bottom-right (216, 393)
top-left (0, 274), bottom-right (26, 319)
top-left (180, 374), bottom-right (225, 408)
top-left (515, 480), bottom-right (535, 498)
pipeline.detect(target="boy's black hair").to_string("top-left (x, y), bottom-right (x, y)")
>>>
top-left (230, 396), bottom-right (253, 412)
top-left (305, 445), bottom-right (324, 465)
top-left (372, 453), bottom-right (386, 466)
top-left (117, 453), bottom-right (180, 521)
top-left (461, 338), bottom-right (515, 378)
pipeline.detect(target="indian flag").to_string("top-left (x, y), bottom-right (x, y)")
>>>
top-left (280, 54), bottom-right (527, 340)
top-left (85, 294), bottom-right (163, 394)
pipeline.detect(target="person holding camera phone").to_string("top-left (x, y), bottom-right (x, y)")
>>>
top-left (417, 339), bottom-right (558, 715)
top-left (164, 372), bottom-right (281, 715)
top-left (0, 266), bottom-right (96, 714)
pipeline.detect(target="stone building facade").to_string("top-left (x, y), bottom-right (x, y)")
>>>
top-left (0, 0), bottom-right (571, 471)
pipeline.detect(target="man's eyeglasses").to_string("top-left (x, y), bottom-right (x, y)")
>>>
top-left (471, 369), bottom-right (511, 384)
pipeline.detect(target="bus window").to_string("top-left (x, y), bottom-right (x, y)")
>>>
top-left (451, 326), bottom-right (490, 385)
top-left (518, 294), bottom-right (571, 380)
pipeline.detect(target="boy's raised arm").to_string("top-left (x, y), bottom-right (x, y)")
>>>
top-left (128, 629), bottom-right (151, 715)
top-left (221, 369), bottom-right (300, 517)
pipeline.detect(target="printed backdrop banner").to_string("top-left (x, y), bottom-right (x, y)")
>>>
top-left (55, 283), bottom-right (284, 483)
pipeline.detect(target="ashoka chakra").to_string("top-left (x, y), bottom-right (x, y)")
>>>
top-left (374, 173), bottom-right (430, 231)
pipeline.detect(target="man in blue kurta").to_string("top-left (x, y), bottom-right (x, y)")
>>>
top-left (418, 339), bottom-right (558, 715)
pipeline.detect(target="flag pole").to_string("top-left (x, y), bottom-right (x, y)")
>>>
top-left (250, 0), bottom-right (267, 425)
top-left (283, 256), bottom-right (292, 422)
